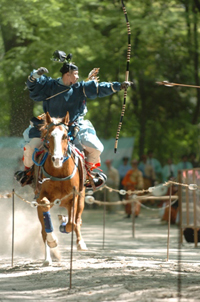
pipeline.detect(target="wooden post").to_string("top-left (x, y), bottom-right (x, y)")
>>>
top-left (185, 170), bottom-right (190, 226)
top-left (131, 202), bottom-right (135, 238)
top-left (69, 187), bottom-right (76, 289)
top-left (192, 170), bottom-right (198, 247)
top-left (178, 171), bottom-right (183, 244)
top-left (178, 206), bottom-right (182, 301)
top-left (167, 185), bottom-right (172, 261)
top-left (11, 189), bottom-right (15, 267)
top-left (102, 188), bottom-right (106, 249)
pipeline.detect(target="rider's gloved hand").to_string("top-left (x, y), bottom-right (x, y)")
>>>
top-left (120, 81), bottom-right (132, 90)
top-left (32, 67), bottom-right (49, 79)
top-left (37, 67), bottom-right (49, 75)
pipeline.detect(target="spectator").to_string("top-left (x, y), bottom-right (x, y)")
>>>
top-left (189, 152), bottom-right (200, 168)
top-left (104, 160), bottom-right (120, 213)
top-left (118, 157), bottom-right (132, 197)
top-left (122, 159), bottom-right (144, 218)
top-left (138, 154), bottom-right (156, 188)
top-left (162, 158), bottom-right (177, 182)
top-left (146, 150), bottom-right (162, 182)
top-left (160, 182), bottom-right (179, 224)
top-left (176, 155), bottom-right (193, 170)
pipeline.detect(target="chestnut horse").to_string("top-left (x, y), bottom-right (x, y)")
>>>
top-left (36, 112), bottom-right (87, 266)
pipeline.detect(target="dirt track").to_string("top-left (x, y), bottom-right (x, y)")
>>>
top-left (0, 195), bottom-right (200, 302)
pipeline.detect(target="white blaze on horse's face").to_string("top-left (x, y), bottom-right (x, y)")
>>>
top-left (51, 127), bottom-right (65, 168)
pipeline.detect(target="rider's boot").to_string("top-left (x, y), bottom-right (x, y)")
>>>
top-left (14, 166), bottom-right (34, 186)
top-left (84, 162), bottom-right (107, 190)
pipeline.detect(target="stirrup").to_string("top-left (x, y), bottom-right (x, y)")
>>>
top-left (85, 172), bottom-right (107, 190)
top-left (14, 170), bottom-right (27, 181)
top-left (14, 167), bottom-right (34, 187)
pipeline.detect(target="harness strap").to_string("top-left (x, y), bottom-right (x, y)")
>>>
top-left (63, 143), bottom-right (72, 162)
top-left (32, 148), bottom-right (48, 166)
top-left (41, 153), bottom-right (79, 181)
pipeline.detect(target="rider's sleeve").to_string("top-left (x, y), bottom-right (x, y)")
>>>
top-left (26, 70), bottom-right (52, 102)
top-left (83, 80), bottom-right (121, 99)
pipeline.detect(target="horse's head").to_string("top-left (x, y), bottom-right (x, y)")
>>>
top-left (41, 112), bottom-right (70, 168)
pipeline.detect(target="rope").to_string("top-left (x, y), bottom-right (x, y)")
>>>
top-left (85, 195), bottom-right (179, 212)
top-left (0, 179), bottom-right (196, 211)
top-left (0, 193), bottom-right (12, 198)
top-left (12, 189), bottom-right (84, 208)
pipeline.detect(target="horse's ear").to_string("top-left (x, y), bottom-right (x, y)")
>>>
top-left (63, 112), bottom-right (70, 125)
top-left (46, 112), bottom-right (52, 124)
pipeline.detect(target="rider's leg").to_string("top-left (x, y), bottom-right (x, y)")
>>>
top-left (74, 131), bottom-right (107, 188)
top-left (23, 138), bottom-right (43, 168)
top-left (84, 146), bottom-right (102, 169)
top-left (72, 120), bottom-right (107, 189)
top-left (15, 138), bottom-right (43, 185)
top-left (73, 127), bottom-right (104, 166)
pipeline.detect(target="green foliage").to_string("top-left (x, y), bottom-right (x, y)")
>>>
top-left (1, 0), bottom-right (200, 164)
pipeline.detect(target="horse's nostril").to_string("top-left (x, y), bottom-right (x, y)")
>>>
top-left (52, 157), bottom-right (55, 162)
top-left (60, 157), bottom-right (63, 161)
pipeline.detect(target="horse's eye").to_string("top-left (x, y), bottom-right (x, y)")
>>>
top-left (62, 135), bottom-right (68, 140)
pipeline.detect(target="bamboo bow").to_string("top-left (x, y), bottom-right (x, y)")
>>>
top-left (114, 0), bottom-right (131, 153)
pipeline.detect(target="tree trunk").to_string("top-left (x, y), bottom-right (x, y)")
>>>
top-left (1, 23), bottom-right (34, 136)
top-left (138, 76), bottom-right (146, 158)
top-left (192, 2), bottom-right (200, 124)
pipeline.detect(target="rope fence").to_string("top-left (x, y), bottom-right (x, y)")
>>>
top-left (0, 179), bottom-right (198, 211)
top-left (2, 175), bottom-right (199, 296)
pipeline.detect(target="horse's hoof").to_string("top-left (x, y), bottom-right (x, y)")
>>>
top-left (43, 259), bottom-right (52, 266)
top-left (65, 223), bottom-right (73, 233)
top-left (77, 239), bottom-right (88, 251)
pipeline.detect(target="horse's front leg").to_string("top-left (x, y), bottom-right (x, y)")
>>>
top-left (61, 193), bottom-right (87, 251)
top-left (75, 190), bottom-right (88, 251)
top-left (37, 196), bottom-right (58, 266)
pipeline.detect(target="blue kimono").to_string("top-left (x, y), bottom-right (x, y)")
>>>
top-left (26, 71), bottom-right (121, 164)
top-left (27, 72), bottom-right (121, 138)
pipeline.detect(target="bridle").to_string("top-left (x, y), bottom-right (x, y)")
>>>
top-left (43, 122), bottom-right (69, 155)
top-left (38, 121), bottom-right (79, 182)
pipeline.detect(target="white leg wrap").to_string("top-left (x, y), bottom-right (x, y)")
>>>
top-left (43, 240), bottom-right (52, 266)
top-left (46, 232), bottom-right (58, 248)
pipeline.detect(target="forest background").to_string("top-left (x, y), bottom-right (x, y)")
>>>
top-left (1, 0), bottom-right (200, 166)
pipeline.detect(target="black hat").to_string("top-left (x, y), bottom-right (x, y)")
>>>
top-left (52, 50), bottom-right (78, 74)
top-left (122, 156), bottom-right (129, 161)
top-left (60, 62), bottom-right (78, 74)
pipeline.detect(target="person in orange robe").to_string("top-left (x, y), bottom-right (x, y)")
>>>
top-left (161, 182), bottom-right (178, 224)
top-left (122, 159), bottom-right (144, 218)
